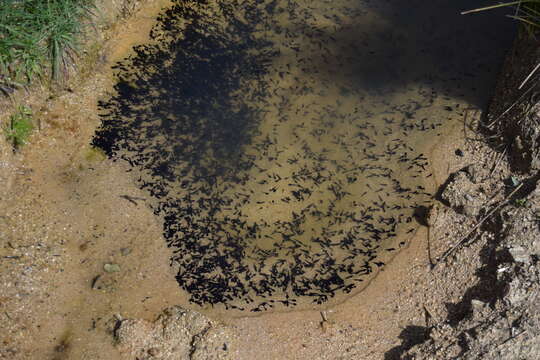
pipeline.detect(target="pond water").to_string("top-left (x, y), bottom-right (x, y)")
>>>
top-left (93, 0), bottom-right (514, 313)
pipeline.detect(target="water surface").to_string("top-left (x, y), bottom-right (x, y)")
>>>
top-left (93, 0), bottom-right (514, 313)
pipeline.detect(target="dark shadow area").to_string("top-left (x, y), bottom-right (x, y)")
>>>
top-left (413, 205), bottom-right (431, 226)
top-left (444, 241), bottom-right (511, 326)
top-left (94, 0), bottom-right (516, 178)
top-left (507, 172), bottom-right (540, 199)
top-left (479, 33), bottom-right (540, 173)
top-left (384, 325), bottom-right (432, 360)
top-left (283, 0), bottom-right (516, 107)
top-left (444, 172), bottom-right (540, 325)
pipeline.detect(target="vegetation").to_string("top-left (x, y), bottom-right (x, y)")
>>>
top-left (463, 1), bottom-right (540, 33)
top-left (0, 0), bottom-right (95, 93)
top-left (4, 105), bottom-right (33, 149)
top-left (515, 198), bottom-right (528, 207)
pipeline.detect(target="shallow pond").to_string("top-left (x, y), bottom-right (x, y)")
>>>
top-left (93, 0), bottom-right (514, 313)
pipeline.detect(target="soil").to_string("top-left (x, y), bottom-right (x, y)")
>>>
top-left (0, 1), bottom-right (538, 359)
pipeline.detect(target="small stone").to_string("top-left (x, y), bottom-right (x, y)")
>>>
top-left (514, 136), bottom-right (524, 151)
top-left (471, 299), bottom-right (486, 309)
top-left (462, 204), bottom-right (481, 217)
top-left (446, 343), bottom-right (462, 357)
top-left (531, 156), bottom-right (540, 170)
top-left (532, 238), bottom-right (540, 256)
top-left (510, 176), bottom-right (520, 187)
top-left (471, 299), bottom-right (488, 319)
top-left (508, 246), bottom-right (530, 263)
top-left (120, 248), bottom-right (132, 256)
top-left (104, 263), bottom-right (121, 273)
top-left (147, 347), bottom-right (160, 357)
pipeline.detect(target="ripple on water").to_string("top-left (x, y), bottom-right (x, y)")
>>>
top-left (93, 0), bottom-right (514, 313)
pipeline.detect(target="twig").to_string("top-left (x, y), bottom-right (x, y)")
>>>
top-left (461, 2), bottom-right (522, 15)
top-left (489, 147), bottom-right (507, 177)
top-left (423, 305), bottom-right (436, 327)
top-left (498, 329), bottom-right (527, 347)
top-left (427, 208), bottom-right (438, 270)
top-left (427, 225), bottom-right (435, 269)
top-left (320, 311), bottom-right (328, 322)
top-left (462, 186), bottom-right (506, 248)
top-left (463, 109), bottom-right (470, 143)
top-left (435, 183), bottom-right (524, 267)
top-left (119, 194), bottom-right (145, 206)
top-left (463, 108), bottom-right (480, 144)
top-left (486, 84), bottom-right (536, 129)
top-left (519, 62), bottom-right (540, 90)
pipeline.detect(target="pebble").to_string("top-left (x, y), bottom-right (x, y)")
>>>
top-left (508, 246), bottom-right (530, 264)
top-left (104, 263), bottom-right (121, 273)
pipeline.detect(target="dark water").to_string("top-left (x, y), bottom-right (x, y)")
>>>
top-left (93, 0), bottom-right (514, 313)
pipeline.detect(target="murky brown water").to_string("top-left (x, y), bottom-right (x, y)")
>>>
top-left (93, 0), bottom-right (514, 314)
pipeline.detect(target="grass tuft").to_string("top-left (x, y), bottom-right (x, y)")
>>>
top-left (4, 105), bottom-right (34, 149)
top-left (0, 0), bottom-right (95, 90)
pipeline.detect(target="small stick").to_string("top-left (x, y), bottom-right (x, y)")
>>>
top-left (461, 2), bottom-right (522, 15)
top-left (426, 208), bottom-right (439, 270)
top-left (519, 62), bottom-right (540, 90)
top-left (463, 109), bottom-right (470, 143)
top-left (427, 225), bottom-right (435, 269)
top-left (320, 311), bottom-right (328, 322)
top-left (423, 305), bottom-right (435, 327)
top-left (486, 85), bottom-right (535, 129)
top-left (435, 183), bottom-right (523, 267)
top-left (119, 194), bottom-right (145, 206)
top-left (459, 185), bottom-right (505, 247)
top-left (498, 329), bottom-right (527, 347)
top-left (463, 108), bottom-right (479, 143)
top-left (489, 147), bottom-right (507, 177)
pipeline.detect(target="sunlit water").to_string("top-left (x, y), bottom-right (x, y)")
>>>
top-left (93, 0), bottom-right (514, 313)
